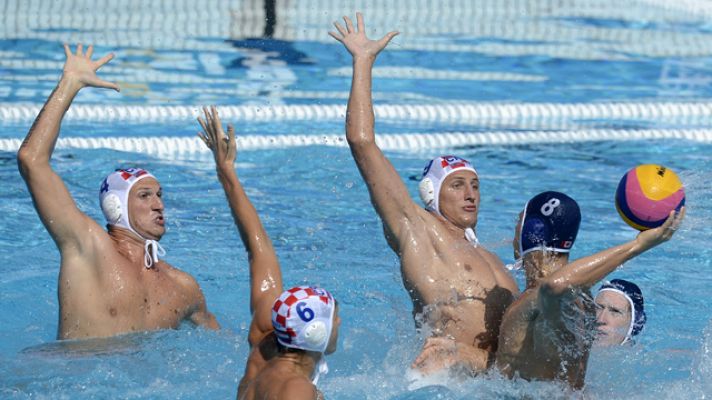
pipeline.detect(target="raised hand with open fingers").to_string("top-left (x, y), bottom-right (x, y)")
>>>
top-left (197, 106), bottom-right (237, 170)
top-left (328, 12), bottom-right (399, 61)
top-left (62, 43), bottom-right (119, 91)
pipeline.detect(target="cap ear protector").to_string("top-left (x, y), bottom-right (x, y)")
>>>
top-left (101, 193), bottom-right (122, 224)
top-left (272, 286), bottom-right (336, 353)
top-left (418, 177), bottom-right (436, 210)
top-left (302, 320), bottom-right (328, 348)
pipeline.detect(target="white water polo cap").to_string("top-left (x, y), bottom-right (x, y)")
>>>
top-left (99, 168), bottom-right (165, 268)
top-left (272, 286), bottom-right (336, 353)
top-left (419, 155), bottom-right (478, 215)
top-left (419, 156), bottom-right (480, 244)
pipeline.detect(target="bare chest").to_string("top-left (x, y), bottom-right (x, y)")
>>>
top-left (108, 262), bottom-right (193, 322)
top-left (403, 243), bottom-right (503, 303)
top-left (58, 256), bottom-right (194, 337)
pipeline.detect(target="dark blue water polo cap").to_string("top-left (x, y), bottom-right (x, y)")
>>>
top-left (598, 279), bottom-right (646, 340)
top-left (519, 191), bottom-right (581, 256)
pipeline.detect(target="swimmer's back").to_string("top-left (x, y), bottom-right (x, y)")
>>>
top-left (237, 331), bottom-right (280, 397)
top-left (240, 371), bottom-right (321, 400)
top-left (496, 288), bottom-right (591, 389)
top-left (238, 334), bottom-right (321, 400)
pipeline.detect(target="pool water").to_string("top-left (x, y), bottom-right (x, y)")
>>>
top-left (2, 1), bottom-right (712, 399)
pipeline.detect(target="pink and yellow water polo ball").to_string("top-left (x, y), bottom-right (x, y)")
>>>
top-left (615, 164), bottom-right (685, 231)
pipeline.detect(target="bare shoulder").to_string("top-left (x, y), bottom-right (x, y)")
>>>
top-left (64, 216), bottom-right (114, 256)
top-left (403, 208), bottom-right (452, 245)
top-left (164, 264), bottom-right (202, 296)
top-left (59, 224), bottom-right (117, 273)
top-left (279, 376), bottom-right (318, 400)
top-left (393, 203), bottom-right (434, 235)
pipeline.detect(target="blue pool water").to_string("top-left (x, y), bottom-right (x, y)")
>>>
top-left (2, 1), bottom-right (712, 399)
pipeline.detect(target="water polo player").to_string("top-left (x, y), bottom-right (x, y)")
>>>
top-left (495, 191), bottom-right (683, 390)
top-left (330, 13), bottom-right (519, 376)
top-left (197, 107), bottom-right (340, 400)
top-left (17, 44), bottom-right (219, 340)
top-left (595, 279), bottom-right (647, 346)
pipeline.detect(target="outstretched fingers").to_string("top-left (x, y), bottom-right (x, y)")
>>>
top-left (202, 106), bottom-right (215, 138)
top-left (332, 20), bottom-right (348, 37)
top-left (197, 130), bottom-right (210, 148)
top-left (197, 114), bottom-right (211, 146)
top-left (226, 124), bottom-right (236, 144)
top-left (343, 15), bottom-right (355, 33)
top-left (226, 124), bottom-right (237, 159)
top-left (356, 12), bottom-right (365, 33)
top-left (93, 78), bottom-right (120, 92)
top-left (95, 52), bottom-right (114, 68)
top-left (378, 31), bottom-right (400, 48)
top-left (210, 105), bottom-right (222, 130)
top-left (91, 52), bottom-right (119, 91)
top-left (328, 30), bottom-right (343, 42)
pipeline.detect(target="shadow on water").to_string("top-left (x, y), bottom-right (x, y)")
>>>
top-left (226, 38), bottom-right (314, 68)
top-left (20, 331), bottom-right (157, 359)
top-left (226, 0), bottom-right (313, 68)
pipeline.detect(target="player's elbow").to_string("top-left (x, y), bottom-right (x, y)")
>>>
top-left (345, 130), bottom-right (375, 148)
top-left (205, 314), bottom-right (221, 330)
top-left (16, 147), bottom-right (36, 178)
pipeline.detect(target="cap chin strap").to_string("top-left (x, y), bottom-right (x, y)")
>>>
top-left (506, 258), bottom-right (524, 271)
top-left (465, 227), bottom-right (479, 246)
top-left (311, 356), bottom-right (329, 386)
top-left (144, 239), bottom-right (166, 269)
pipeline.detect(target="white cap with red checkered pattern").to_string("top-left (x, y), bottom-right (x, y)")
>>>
top-left (271, 286), bottom-right (335, 353)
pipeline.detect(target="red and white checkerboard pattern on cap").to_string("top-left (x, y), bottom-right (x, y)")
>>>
top-left (271, 286), bottom-right (335, 352)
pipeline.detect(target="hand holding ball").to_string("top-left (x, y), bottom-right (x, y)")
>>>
top-left (615, 165), bottom-right (685, 231)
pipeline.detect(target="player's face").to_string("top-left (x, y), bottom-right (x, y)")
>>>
top-left (595, 291), bottom-right (632, 346)
top-left (128, 177), bottom-right (165, 240)
top-left (439, 170), bottom-right (480, 230)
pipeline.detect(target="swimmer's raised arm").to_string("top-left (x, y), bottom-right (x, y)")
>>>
top-left (330, 14), bottom-right (414, 243)
top-left (198, 106), bottom-right (283, 343)
top-left (539, 208), bottom-right (685, 314)
top-left (17, 44), bottom-right (119, 252)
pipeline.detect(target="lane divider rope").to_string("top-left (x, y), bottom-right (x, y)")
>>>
top-left (3, 102), bottom-right (712, 123)
top-left (1, 129), bottom-right (710, 155)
